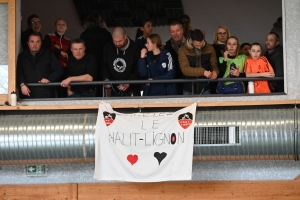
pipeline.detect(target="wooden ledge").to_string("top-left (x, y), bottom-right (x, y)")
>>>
top-left (295, 175), bottom-right (300, 180)
top-left (0, 100), bottom-right (297, 110)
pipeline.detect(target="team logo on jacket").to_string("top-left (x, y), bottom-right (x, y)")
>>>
top-left (178, 112), bottom-right (193, 129)
top-left (113, 58), bottom-right (126, 73)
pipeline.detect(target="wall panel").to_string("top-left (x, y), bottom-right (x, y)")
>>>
top-left (1, 180), bottom-right (300, 199)
top-left (76, 181), bottom-right (300, 200)
top-left (0, 184), bottom-right (77, 200)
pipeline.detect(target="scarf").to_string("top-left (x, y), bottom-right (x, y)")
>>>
top-left (171, 36), bottom-right (186, 54)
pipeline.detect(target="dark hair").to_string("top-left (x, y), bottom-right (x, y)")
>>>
top-left (190, 29), bottom-right (204, 42)
top-left (84, 11), bottom-right (107, 29)
top-left (169, 21), bottom-right (182, 28)
top-left (27, 32), bottom-right (42, 41)
top-left (273, 16), bottom-right (282, 27)
top-left (27, 14), bottom-right (39, 26)
top-left (178, 14), bottom-right (191, 38)
top-left (250, 42), bottom-right (262, 49)
top-left (178, 14), bottom-right (190, 24)
top-left (148, 33), bottom-right (163, 49)
top-left (240, 43), bottom-right (251, 49)
top-left (71, 38), bottom-right (85, 48)
top-left (169, 21), bottom-right (182, 27)
top-left (135, 19), bottom-right (152, 39)
top-left (269, 31), bottom-right (280, 42)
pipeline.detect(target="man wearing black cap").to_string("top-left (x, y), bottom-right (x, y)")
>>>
top-left (178, 29), bottom-right (219, 95)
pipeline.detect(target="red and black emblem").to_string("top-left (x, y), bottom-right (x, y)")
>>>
top-left (178, 112), bottom-right (193, 129)
top-left (103, 111), bottom-right (116, 126)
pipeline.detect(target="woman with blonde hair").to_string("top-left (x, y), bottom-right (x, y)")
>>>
top-left (213, 25), bottom-right (230, 62)
top-left (213, 25), bottom-right (230, 45)
top-left (211, 25), bottom-right (230, 93)
top-left (138, 34), bottom-right (177, 96)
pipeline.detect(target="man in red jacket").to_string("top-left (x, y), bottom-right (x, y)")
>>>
top-left (43, 19), bottom-right (71, 97)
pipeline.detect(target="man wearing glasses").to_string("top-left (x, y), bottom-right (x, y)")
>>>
top-left (21, 14), bottom-right (42, 51)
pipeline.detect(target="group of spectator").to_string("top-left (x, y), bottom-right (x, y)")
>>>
top-left (17, 13), bottom-right (284, 99)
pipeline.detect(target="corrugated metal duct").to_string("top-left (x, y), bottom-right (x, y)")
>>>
top-left (0, 107), bottom-right (298, 165)
top-left (193, 108), bottom-right (296, 161)
top-left (0, 114), bottom-right (96, 165)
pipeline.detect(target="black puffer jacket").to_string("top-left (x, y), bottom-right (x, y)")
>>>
top-left (80, 27), bottom-right (112, 81)
top-left (17, 48), bottom-right (63, 98)
top-left (264, 45), bottom-right (284, 92)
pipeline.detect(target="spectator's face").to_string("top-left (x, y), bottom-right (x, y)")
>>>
top-left (191, 39), bottom-right (204, 50)
top-left (141, 21), bottom-right (153, 37)
top-left (55, 20), bottom-right (67, 34)
top-left (30, 17), bottom-right (41, 33)
top-left (217, 28), bottom-right (228, 43)
top-left (113, 35), bottom-right (127, 49)
top-left (226, 38), bottom-right (238, 55)
top-left (249, 45), bottom-right (261, 61)
top-left (265, 34), bottom-right (278, 50)
top-left (240, 45), bottom-right (250, 56)
top-left (145, 38), bottom-right (155, 51)
top-left (169, 24), bottom-right (183, 43)
top-left (27, 35), bottom-right (42, 55)
top-left (71, 43), bottom-right (86, 60)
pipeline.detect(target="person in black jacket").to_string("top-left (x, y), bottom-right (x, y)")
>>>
top-left (135, 19), bottom-right (153, 51)
top-left (60, 39), bottom-right (97, 97)
top-left (210, 25), bottom-right (230, 94)
top-left (17, 33), bottom-right (63, 98)
top-left (164, 21), bottom-right (185, 94)
top-left (80, 11), bottom-right (112, 97)
top-left (264, 32), bottom-right (284, 92)
top-left (102, 27), bottom-right (140, 97)
top-left (21, 14), bottom-right (43, 51)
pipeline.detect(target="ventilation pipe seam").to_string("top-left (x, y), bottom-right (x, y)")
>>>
top-left (82, 114), bottom-right (88, 163)
top-left (294, 104), bottom-right (298, 161)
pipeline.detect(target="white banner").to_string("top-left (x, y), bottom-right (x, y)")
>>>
top-left (94, 102), bottom-right (196, 182)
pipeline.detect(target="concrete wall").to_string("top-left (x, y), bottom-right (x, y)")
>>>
top-left (21, 0), bottom-right (281, 47)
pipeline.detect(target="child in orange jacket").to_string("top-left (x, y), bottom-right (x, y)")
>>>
top-left (244, 43), bottom-right (275, 93)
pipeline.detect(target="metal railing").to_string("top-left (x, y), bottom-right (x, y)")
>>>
top-left (22, 77), bottom-right (284, 100)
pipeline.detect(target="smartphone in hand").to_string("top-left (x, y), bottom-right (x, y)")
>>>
top-left (230, 63), bottom-right (236, 70)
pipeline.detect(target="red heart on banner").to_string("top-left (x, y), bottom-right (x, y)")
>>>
top-left (127, 154), bottom-right (138, 165)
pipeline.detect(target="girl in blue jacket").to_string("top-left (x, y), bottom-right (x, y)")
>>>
top-left (138, 34), bottom-right (177, 96)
